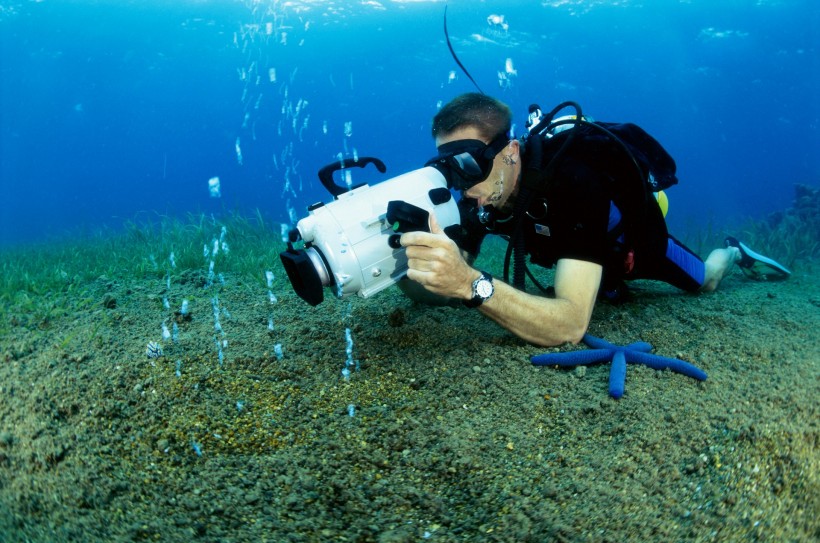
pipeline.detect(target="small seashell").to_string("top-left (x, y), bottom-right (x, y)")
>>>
top-left (145, 341), bottom-right (163, 359)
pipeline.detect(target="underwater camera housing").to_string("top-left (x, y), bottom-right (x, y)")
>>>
top-left (279, 157), bottom-right (460, 306)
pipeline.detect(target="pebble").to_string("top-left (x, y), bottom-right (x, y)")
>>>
top-left (574, 366), bottom-right (587, 378)
top-left (244, 492), bottom-right (261, 505)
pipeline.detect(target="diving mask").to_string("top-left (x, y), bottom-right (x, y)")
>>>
top-left (425, 133), bottom-right (510, 191)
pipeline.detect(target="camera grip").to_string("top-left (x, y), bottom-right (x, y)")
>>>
top-left (386, 201), bottom-right (431, 235)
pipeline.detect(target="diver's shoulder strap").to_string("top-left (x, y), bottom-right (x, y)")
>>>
top-left (519, 134), bottom-right (547, 191)
top-left (521, 130), bottom-right (570, 195)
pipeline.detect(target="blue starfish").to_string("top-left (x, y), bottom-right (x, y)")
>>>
top-left (531, 334), bottom-right (707, 399)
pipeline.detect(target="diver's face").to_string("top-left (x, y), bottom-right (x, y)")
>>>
top-left (435, 127), bottom-right (520, 212)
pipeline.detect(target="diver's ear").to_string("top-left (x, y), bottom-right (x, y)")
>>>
top-left (505, 138), bottom-right (521, 165)
top-left (510, 138), bottom-right (520, 158)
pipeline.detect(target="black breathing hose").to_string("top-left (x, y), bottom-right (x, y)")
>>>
top-left (504, 103), bottom-right (582, 291)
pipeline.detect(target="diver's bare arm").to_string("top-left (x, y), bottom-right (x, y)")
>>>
top-left (477, 258), bottom-right (601, 347)
top-left (401, 217), bottom-right (601, 346)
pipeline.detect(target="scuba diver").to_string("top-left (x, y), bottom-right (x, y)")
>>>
top-left (399, 93), bottom-right (790, 347)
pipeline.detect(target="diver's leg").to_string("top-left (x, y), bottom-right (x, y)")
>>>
top-left (700, 246), bottom-right (741, 292)
top-left (659, 237), bottom-right (708, 293)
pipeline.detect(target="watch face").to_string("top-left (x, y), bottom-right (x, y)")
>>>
top-left (476, 279), bottom-right (494, 298)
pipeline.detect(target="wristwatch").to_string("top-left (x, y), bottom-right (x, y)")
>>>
top-left (464, 271), bottom-right (494, 308)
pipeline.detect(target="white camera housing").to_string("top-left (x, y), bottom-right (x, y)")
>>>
top-left (282, 166), bottom-right (459, 304)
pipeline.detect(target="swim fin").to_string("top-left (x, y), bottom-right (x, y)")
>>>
top-left (725, 236), bottom-right (791, 279)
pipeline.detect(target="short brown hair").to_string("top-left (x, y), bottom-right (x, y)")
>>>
top-left (432, 93), bottom-right (512, 142)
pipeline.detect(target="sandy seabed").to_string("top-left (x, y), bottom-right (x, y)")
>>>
top-left (0, 241), bottom-right (817, 543)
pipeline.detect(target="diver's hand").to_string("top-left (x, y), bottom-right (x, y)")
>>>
top-left (401, 213), bottom-right (479, 300)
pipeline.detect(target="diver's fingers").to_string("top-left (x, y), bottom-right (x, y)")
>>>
top-left (404, 244), bottom-right (448, 263)
top-left (429, 212), bottom-right (444, 235)
top-left (400, 230), bottom-right (445, 249)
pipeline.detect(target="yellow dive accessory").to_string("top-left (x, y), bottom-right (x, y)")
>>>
top-left (654, 190), bottom-right (669, 218)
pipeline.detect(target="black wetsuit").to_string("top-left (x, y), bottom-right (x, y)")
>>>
top-left (458, 125), bottom-right (706, 297)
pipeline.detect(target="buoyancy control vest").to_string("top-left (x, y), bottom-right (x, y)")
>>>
top-left (504, 107), bottom-right (679, 293)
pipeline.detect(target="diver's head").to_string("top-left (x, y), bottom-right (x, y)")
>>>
top-left (431, 93), bottom-right (512, 144)
top-left (426, 125), bottom-right (520, 212)
top-left (426, 131), bottom-right (509, 191)
top-left (425, 94), bottom-right (520, 216)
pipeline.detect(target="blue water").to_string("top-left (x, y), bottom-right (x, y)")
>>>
top-left (1, 0), bottom-right (817, 246)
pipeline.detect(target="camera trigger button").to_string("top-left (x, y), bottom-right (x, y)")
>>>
top-left (388, 234), bottom-right (402, 249)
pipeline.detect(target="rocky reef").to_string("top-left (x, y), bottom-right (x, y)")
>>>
top-left (768, 183), bottom-right (820, 230)
top-left (752, 183), bottom-right (820, 264)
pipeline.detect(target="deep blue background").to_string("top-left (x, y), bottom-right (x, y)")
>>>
top-left (1, 0), bottom-right (817, 246)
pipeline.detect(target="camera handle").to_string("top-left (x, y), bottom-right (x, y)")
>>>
top-left (317, 156), bottom-right (387, 198)
top-left (386, 200), bottom-right (431, 249)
